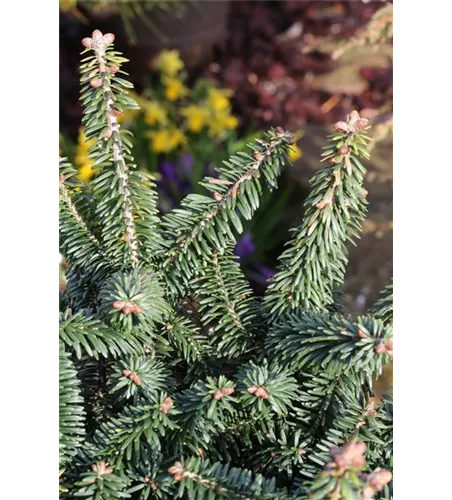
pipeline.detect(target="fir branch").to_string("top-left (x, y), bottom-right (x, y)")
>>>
top-left (92, 393), bottom-right (178, 468)
top-left (109, 356), bottom-right (170, 403)
top-left (59, 158), bottom-right (106, 275)
top-left (160, 313), bottom-right (208, 364)
top-left (369, 282), bottom-right (393, 327)
top-left (60, 345), bottom-right (86, 467)
top-left (236, 360), bottom-right (299, 417)
top-left (358, 394), bottom-right (393, 472)
top-left (195, 247), bottom-right (260, 358)
top-left (59, 311), bottom-right (145, 360)
top-left (98, 268), bottom-right (170, 332)
top-left (161, 128), bottom-right (294, 294)
top-left (266, 313), bottom-right (393, 376)
top-left (168, 457), bottom-right (289, 499)
top-left (265, 111), bottom-right (371, 318)
top-left (80, 30), bottom-right (161, 268)
top-left (305, 442), bottom-right (392, 500)
top-left (73, 461), bottom-right (130, 499)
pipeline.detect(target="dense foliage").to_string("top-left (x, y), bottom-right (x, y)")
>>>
top-left (59, 30), bottom-right (393, 499)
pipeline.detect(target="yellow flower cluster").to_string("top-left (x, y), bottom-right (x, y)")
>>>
top-left (87, 50), bottom-right (241, 157)
top-left (155, 49), bottom-right (184, 77)
top-left (149, 128), bottom-right (186, 154)
top-left (75, 129), bottom-right (97, 182)
top-left (178, 88), bottom-right (238, 137)
top-left (289, 144), bottom-right (303, 162)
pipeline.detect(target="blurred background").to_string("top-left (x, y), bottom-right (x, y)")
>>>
top-left (59, 0), bottom-right (393, 316)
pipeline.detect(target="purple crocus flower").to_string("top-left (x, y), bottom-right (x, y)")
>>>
top-left (181, 152), bottom-right (193, 173)
top-left (255, 264), bottom-right (275, 284)
top-left (159, 161), bottom-right (178, 183)
top-left (235, 232), bottom-right (256, 259)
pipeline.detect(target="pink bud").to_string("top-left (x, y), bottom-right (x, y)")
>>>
top-left (333, 121), bottom-right (350, 133)
top-left (354, 118), bottom-right (369, 131)
top-left (90, 79), bottom-right (102, 88)
top-left (349, 110), bottom-right (360, 124)
top-left (92, 29), bottom-right (103, 40)
top-left (122, 303), bottom-right (134, 315)
top-left (375, 343), bottom-right (386, 355)
top-left (81, 37), bottom-right (93, 49)
top-left (103, 33), bottom-right (115, 45)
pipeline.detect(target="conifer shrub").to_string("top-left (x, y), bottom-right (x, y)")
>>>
top-left (59, 29), bottom-right (393, 500)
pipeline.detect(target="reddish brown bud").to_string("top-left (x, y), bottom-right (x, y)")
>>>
top-left (92, 29), bottom-right (103, 40)
top-left (103, 33), bottom-right (115, 45)
top-left (348, 110), bottom-right (360, 124)
top-left (330, 442), bottom-right (367, 472)
top-left (247, 386), bottom-right (258, 395)
top-left (315, 199), bottom-right (330, 210)
top-left (254, 387), bottom-right (269, 399)
top-left (132, 304), bottom-right (142, 315)
top-left (221, 387), bottom-right (235, 396)
top-left (333, 121), bottom-right (350, 133)
top-left (92, 461), bottom-right (112, 477)
top-left (367, 469), bottom-right (393, 490)
top-left (90, 79), bottom-right (102, 88)
top-left (366, 399), bottom-right (377, 417)
top-left (160, 397), bottom-right (174, 414)
top-left (360, 188), bottom-right (369, 198)
top-left (122, 303), bottom-right (134, 315)
top-left (122, 369), bottom-right (132, 377)
top-left (354, 118), bottom-right (369, 131)
top-left (274, 126), bottom-right (284, 136)
top-left (112, 300), bottom-right (125, 310)
top-left (385, 338), bottom-right (393, 351)
top-left (375, 342), bottom-right (386, 355)
top-left (362, 487), bottom-right (375, 499)
top-left (82, 37), bottom-right (93, 49)
top-left (213, 192), bottom-right (223, 201)
top-left (130, 373), bottom-right (142, 386)
top-left (357, 328), bottom-right (368, 339)
top-left (107, 65), bottom-right (120, 74)
top-left (285, 132), bottom-right (295, 144)
top-left (168, 464), bottom-right (180, 475)
top-left (168, 462), bottom-right (184, 481)
top-left (339, 144), bottom-right (349, 155)
top-left (213, 390), bottom-right (224, 400)
top-left (111, 109), bottom-right (122, 117)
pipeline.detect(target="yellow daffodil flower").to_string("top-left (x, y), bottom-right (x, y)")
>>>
top-left (163, 77), bottom-right (189, 102)
top-left (289, 144), bottom-right (303, 162)
top-left (207, 109), bottom-right (239, 138)
top-left (75, 128), bottom-right (97, 182)
top-left (156, 50), bottom-right (184, 77)
top-left (180, 105), bottom-right (209, 133)
top-left (225, 115), bottom-right (238, 130)
top-left (78, 163), bottom-right (97, 182)
top-left (207, 87), bottom-right (233, 112)
top-left (143, 101), bottom-right (168, 126)
top-left (150, 128), bottom-right (187, 153)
